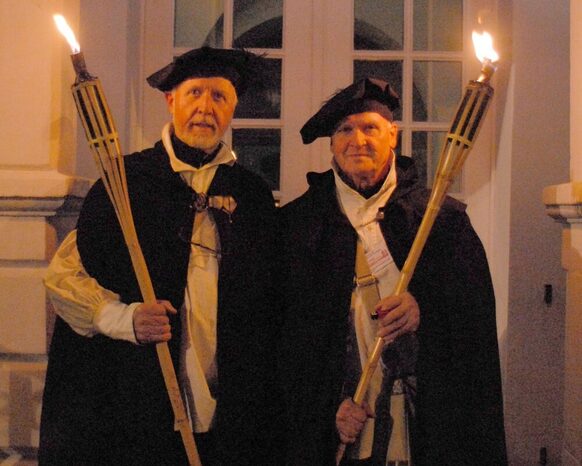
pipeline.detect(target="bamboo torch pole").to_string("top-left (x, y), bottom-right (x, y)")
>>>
top-left (336, 31), bottom-right (499, 465)
top-left (54, 15), bottom-right (201, 466)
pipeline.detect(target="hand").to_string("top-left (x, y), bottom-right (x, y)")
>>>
top-left (335, 398), bottom-right (374, 444)
top-left (375, 292), bottom-right (420, 345)
top-left (133, 300), bottom-right (177, 344)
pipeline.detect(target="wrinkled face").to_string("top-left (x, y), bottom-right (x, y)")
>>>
top-left (330, 112), bottom-right (398, 191)
top-left (165, 77), bottom-right (237, 153)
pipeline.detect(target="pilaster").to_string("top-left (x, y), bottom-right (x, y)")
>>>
top-left (543, 182), bottom-right (582, 465)
top-left (0, 170), bottom-right (89, 459)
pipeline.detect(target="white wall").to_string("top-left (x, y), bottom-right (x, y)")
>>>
top-left (73, 0), bottom-right (137, 178)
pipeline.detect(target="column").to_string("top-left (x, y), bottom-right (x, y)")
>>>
top-left (543, 1), bottom-right (582, 464)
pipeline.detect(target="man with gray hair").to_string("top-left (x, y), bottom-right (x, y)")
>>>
top-left (279, 77), bottom-right (507, 465)
top-left (40, 47), bottom-right (281, 466)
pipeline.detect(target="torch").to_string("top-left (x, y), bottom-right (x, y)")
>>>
top-left (53, 15), bottom-right (202, 466)
top-left (336, 31), bottom-right (499, 464)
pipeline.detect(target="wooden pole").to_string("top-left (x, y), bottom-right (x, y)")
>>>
top-left (72, 77), bottom-right (202, 466)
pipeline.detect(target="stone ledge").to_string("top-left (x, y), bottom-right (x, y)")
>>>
top-left (0, 170), bottom-right (91, 218)
top-left (0, 170), bottom-right (92, 199)
top-left (0, 446), bottom-right (38, 463)
top-left (0, 196), bottom-right (85, 217)
top-left (543, 181), bottom-right (582, 223)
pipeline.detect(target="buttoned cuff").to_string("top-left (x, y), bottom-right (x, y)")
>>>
top-left (93, 301), bottom-right (141, 344)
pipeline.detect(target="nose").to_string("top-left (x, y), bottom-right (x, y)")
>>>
top-left (197, 90), bottom-right (213, 114)
top-left (350, 129), bottom-right (367, 147)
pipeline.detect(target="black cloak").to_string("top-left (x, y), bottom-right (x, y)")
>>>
top-left (39, 141), bottom-right (282, 465)
top-left (279, 156), bottom-right (507, 466)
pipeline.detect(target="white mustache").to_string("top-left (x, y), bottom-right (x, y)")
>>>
top-left (189, 118), bottom-right (216, 129)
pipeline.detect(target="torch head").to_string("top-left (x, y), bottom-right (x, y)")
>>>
top-left (53, 15), bottom-right (95, 83)
top-left (71, 52), bottom-right (95, 83)
top-left (472, 31), bottom-right (499, 84)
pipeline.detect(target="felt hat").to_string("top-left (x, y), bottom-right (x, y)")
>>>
top-left (147, 46), bottom-right (263, 96)
top-left (300, 77), bottom-right (400, 144)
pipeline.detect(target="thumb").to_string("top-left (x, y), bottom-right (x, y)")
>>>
top-left (157, 299), bottom-right (178, 314)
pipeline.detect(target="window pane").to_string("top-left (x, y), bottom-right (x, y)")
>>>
top-left (413, 61), bottom-right (461, 122)
top-left (233, 0), bottom-right (283, 48)
top-left (174, 0), bottom-right (224, 48)
top-left (412, 131), bottom-right (429, 187)
top-left (354, 60), bottom-right (403, 121)
top-left (413, 0), bottom-right (463, 51)
top-left (412, 131), bottom-right (460, 192)
top-left (232, 128), bottom-right (280, 190)
top-left (354, 0), bottom-right (404, 50)
top-left (234, 58), bottom-right (281, 119)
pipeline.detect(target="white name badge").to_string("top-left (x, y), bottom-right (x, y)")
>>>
top-left (361, 223), bottom-right (394, 276)
top-left (365, 244), bottom-right (392, 276)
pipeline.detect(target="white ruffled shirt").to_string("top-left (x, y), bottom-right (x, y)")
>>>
top-left (43, 123), bottom-right (235, 432)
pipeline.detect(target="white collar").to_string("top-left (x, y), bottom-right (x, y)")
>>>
top-left (161, 122), bottom-right (236, 174)
top-left (332, 155), bottom-right (398, 228)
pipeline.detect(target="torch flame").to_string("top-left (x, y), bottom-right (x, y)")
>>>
top-left (472, 31), bottom-right (499, 63)
top-left (53, 14), bottom-right (80, 53)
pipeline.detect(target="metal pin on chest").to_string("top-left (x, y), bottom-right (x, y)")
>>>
top-left (192, 192), bottom-right (208, 212)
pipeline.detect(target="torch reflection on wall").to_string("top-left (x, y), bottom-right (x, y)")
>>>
top-left (337, 31), bottom-right (499, 465)
top-left (53, 14), bottom-right (201, 466)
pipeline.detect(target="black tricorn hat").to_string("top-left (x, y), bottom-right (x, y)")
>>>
top-left (146, 46), bottom-right (263, 96)
top-left (300, 77), bottom-right (400, 144)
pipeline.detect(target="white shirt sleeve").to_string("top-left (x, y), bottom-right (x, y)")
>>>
top-left (44, 230), bottom-right (139, 343)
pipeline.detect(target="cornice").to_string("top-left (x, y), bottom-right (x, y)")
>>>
top-left (0, 170), bottom-right (91, 217)
top-left (543, 181), bottom-right (582, 223)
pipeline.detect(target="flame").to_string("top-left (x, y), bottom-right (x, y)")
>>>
top-left (53, 14), bottom-right (80, 53)
top-left (472, 31), bottom-right (499, 63)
